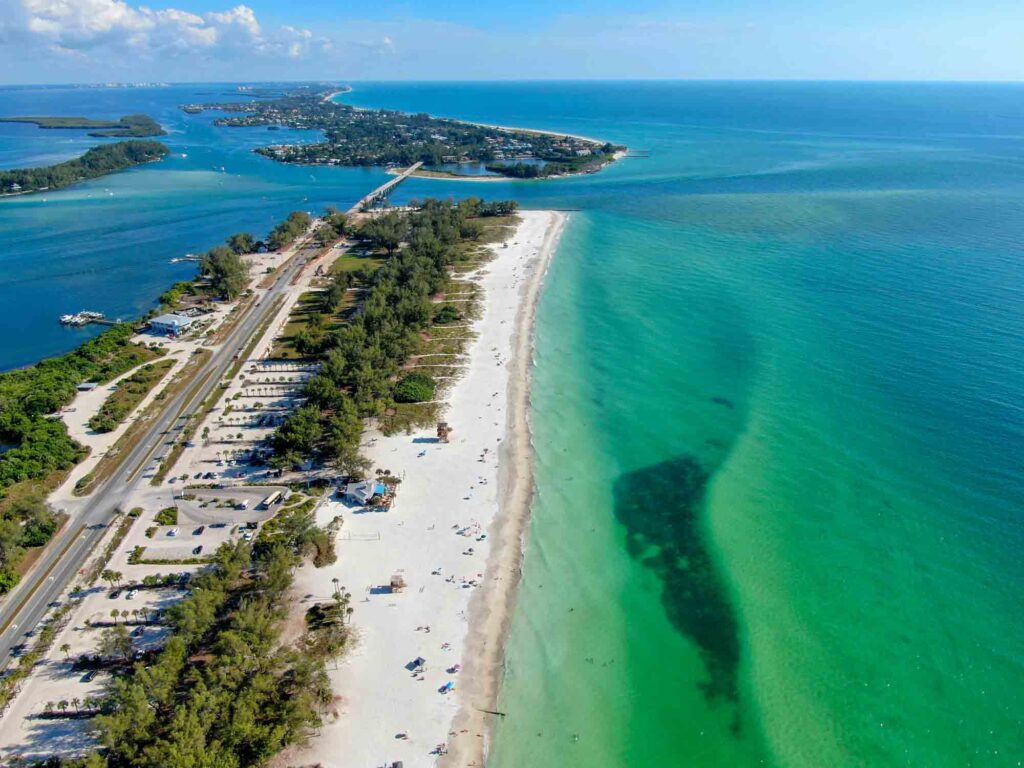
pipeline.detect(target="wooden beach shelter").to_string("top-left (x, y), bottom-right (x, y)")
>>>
top-left (390, 574), bottom-right (407, 593)
top-left (436, 421), bottom-right (452, 443)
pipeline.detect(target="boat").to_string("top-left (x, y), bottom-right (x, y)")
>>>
top-left (60, 310), bottom-right (105, 326)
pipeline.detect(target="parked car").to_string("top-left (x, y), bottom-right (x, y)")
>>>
top-left (167, 528), bottom-right (178, 537)
top-left (193, 526), bottom-right (205, 535)
top-left (192, 545), bottom-right (203, 555)
top-left (81, 669), bottom-right (99, 683)
top-left (132, 626), bottom-right (145, 637)
top-left (126, 590), bottom-right (138, 600)
top-left (108, 590), bottom-right (121, 600)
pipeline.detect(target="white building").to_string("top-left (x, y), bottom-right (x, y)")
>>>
top-left (149, 313), bottom-right (195, 336)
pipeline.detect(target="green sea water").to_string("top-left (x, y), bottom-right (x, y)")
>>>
top-left (341, 83), bottom-right (1024, 767)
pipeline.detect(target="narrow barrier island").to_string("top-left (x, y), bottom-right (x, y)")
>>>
top-left (0, 114), bottom-right (165, 138)
top-left (0, 140), bottom-right (168, 196)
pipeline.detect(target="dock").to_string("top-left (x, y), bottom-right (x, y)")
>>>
top-left (59, 311), bottom-right (118, 327)
top-left (347, 161), bottom-right (423, 216)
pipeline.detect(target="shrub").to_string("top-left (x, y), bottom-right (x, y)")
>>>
top-left (393, 373), bottom-right (436, 404)
top-left (154, 507), bottom-right (177, 526)
top-left (433, 303), bottom-right (461, 324)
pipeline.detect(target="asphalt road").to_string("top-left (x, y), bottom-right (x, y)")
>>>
top-left (0, 238), bottom-right (317, 666)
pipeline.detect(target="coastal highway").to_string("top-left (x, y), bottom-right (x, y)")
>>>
top-left (0, 235), bottom-right (319, 667)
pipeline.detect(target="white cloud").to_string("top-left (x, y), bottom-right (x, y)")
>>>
top-left (11, 0), bottom-right (322, 59)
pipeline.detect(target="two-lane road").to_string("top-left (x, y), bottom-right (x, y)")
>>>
top-left (0, 236), bottom-right (317, 665)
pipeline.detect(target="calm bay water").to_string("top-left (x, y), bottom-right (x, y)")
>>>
top-left (0, 84), bottom-right (389, 370)
top-left (3, 82), bottom-right (1024, 766)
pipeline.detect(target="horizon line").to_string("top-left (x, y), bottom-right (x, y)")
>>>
top-left (3, 77), bottom-right (1024, 89)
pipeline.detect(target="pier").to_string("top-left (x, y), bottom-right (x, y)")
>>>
top-left (59, 311), bottom-right (118, 327)
top-left (347, 161), bottom-right (423, 216)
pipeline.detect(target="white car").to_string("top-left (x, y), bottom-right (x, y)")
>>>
top-left (126, 590), bottom-right (138, 600)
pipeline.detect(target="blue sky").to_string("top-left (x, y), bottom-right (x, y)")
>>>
top-left (0, 0), bottom-right (1022, 84)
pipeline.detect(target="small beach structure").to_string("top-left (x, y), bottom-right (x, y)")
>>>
top-left (148, 313), bottom-right (195, 337)
top-left (436, 421), bottom-right (452, 443)
top-left (390, 574), bottom-right (406, 593)
top-left (343, 479), bottom-right (387, 505)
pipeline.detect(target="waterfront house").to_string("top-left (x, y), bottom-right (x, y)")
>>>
top-left (149, 313), bottom-right (195, 336)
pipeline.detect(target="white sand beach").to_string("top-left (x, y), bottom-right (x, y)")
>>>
top-left (285, 210), bottom-right (565, 768)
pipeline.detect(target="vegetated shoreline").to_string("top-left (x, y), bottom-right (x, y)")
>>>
top-left (0, 141), bottom-right (169, 198)
top-left (441, 210), bottom-right (567, 768)
top-left (336, 88), bottom-right (624, 181)
top-left (0, 114), bottom-right (166, 138)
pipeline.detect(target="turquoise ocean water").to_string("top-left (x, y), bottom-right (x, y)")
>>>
top-left (3, 82), bottom-right (1024, 766)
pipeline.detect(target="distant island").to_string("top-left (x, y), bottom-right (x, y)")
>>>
top-left (0, 113), bottom-right (166, 137)
top-left (181, 86), bottom-right (624, 179)
top-left (0, 140), bottom-right (169, 196)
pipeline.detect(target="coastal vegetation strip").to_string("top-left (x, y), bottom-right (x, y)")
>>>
top-left (0, 114), bottom-right (165, 138)
top-left (0, 325), bottom-right (162, 592)
top-left (87, 359), bottom-right (175, 434)
top-left (270, 197), bottom-right (519, 473)
top-left (75, 349), bottom-right (212, 498)
top-left (86, 517), bottom-right (346, 768)
top-left (0, 140), bottom-right (169, 196)
top-left (181, 85), bottom-right (624, 179)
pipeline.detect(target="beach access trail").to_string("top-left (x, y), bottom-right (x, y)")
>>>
top-left (286, 210), bottom-right (566, 768)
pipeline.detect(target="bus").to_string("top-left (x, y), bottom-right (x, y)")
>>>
top-left (260, 491), bottom-right (282, 509)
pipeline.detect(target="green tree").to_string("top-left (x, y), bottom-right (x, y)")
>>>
top-left (226, 232), bottom-right (255, 255)
top-left (360, 212), bottom-right (406, 257)
top-left (200, 246), bottom-right (250, 300)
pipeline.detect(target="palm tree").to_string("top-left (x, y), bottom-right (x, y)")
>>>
top-left (110, 609), bottom-right (119, 624)
top-left (120, 609), bottom-right (130, 623)
top-left (71, 697), bottom-right (80, 714)
top-left (43, 701), bottom-right (54, 715)
top-left (60, 643), bottom-right (71, 660)
top-left (57, 700), bottom-right (68, 716)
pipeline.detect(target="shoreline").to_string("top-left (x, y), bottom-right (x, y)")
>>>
top-left (285, 209), bottom-right (566, 767)
top-left (441, 209), bottom-right (566, 768)
top-left (385, 157), bottom-right (622, 183)
top-left (333, 89), bottom-right (609, 147)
